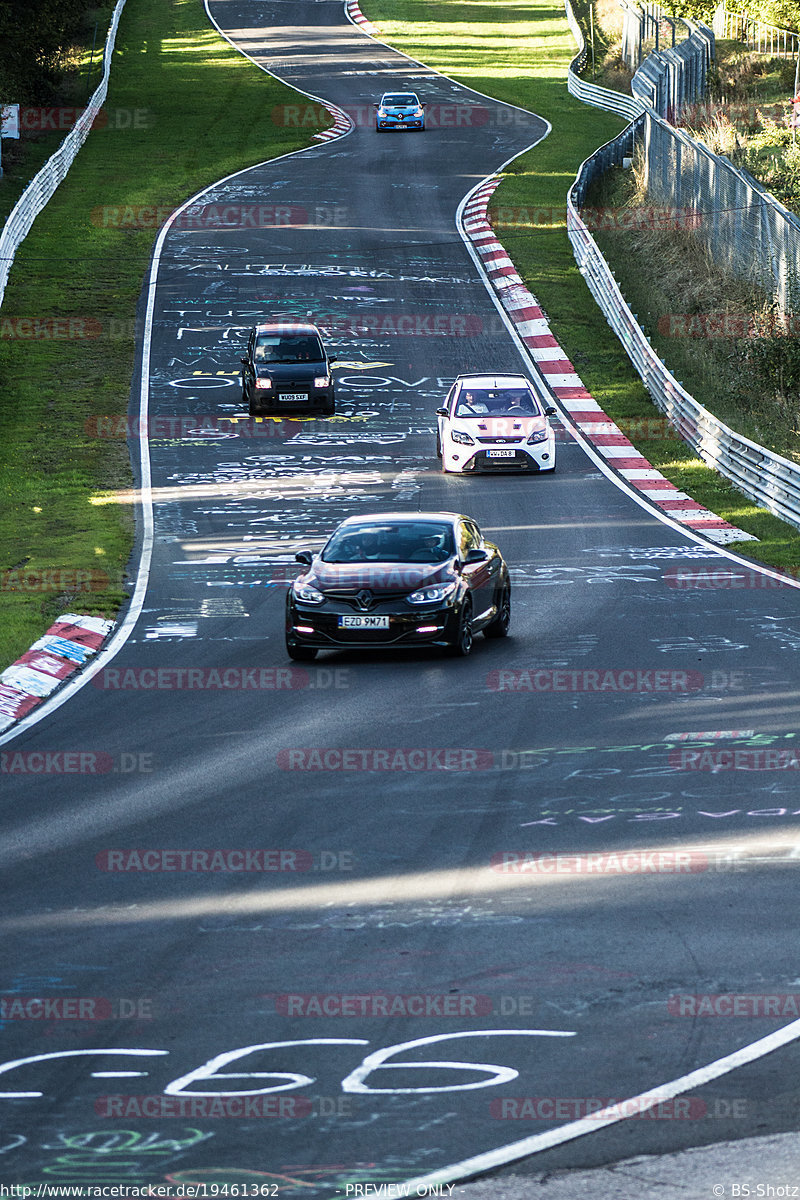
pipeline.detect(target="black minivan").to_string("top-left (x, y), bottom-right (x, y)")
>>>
top-left (240, 321), bottom-right (336, 416)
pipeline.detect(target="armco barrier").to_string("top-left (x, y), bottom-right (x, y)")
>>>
top-left (0, 0), bottom-right (127, 308)
top-left (565, 0), bottom-right (800, 531)
top-left (564, 1), bottom-right (646, 121)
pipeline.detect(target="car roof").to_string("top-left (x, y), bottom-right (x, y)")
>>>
top-left (453, 374), bottom-right (533, 388)
top-left (335, 511), bottom-right (471, 528)
top-left (253, 321), bottom-right (322, 335)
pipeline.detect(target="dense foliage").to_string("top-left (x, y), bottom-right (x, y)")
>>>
top-left (664, 0), bottom-right (800, 30)
top-left (0, 0), bottom-right (89, 102)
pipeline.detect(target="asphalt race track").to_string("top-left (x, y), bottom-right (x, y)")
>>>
top-left (2, 0), bottom-right (800, 1191)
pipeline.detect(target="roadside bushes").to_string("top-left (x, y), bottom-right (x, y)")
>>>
top-left (0, 0), bottom-right (97, 103)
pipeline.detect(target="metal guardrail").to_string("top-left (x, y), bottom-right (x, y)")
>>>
top-left (632, 21), bottom-right (713, 117)
top-left (0, 0), bottom-right (127, 307)
top-left (563, 0), bottom-right (800, 531)
top-left (564, 1), bottom-right (646, 120)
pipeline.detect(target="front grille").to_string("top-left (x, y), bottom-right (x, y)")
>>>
top-left (472, 450), bottom-right (535, 470)
top-left (323, 589), bottom-right (412, 611)
top-left (476, 436), bottom-right (524, 444)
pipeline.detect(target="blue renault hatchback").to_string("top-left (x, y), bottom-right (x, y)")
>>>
top-left (375, 92), bottom-right (425, 131)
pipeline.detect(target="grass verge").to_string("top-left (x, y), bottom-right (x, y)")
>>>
top-left (0, 0), bottom-right (327, 670)
top-left (363, 0), bottom-right (800, 572)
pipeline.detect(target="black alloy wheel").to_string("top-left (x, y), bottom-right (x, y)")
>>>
top-left (446, 596), bottom-right (473, 657)
top-left (484, 586), bottom-right (510, 638)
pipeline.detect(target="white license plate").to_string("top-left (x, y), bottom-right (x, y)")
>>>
top-left (279, 393), bottom-right (308, 402)
top-left (487, 449), bottom-right (516, 459)
top-left (339, 615), bottom-right (390, 629)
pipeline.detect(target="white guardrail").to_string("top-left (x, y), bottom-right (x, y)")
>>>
top-left (0, 0), bottom-right (127, 307)
top-left (564, 0), bottom-right (800, 532)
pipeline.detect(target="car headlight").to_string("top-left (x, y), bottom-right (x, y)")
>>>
top-left (407, 582), bottom-right (457, 605)
top-left (314, 375), bottom-right (330, 388)
top-left (378, 109), bottom-right (386, 117)
top-left (450, 429), bottom-right (474, 446)
top-left (527, 428), bottom-right (549, 444)
top-left (255, 377), bottom-right (272, 390)
top-left (293, 580), bottom-right (325, 604)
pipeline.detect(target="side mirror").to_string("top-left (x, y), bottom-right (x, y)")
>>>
top-left (544, 405), bottom-right (557, 416)
top-left (329, 356), bottom-right (338, 364)
top-left (295, 550), bottom-right (313, 567)
top-left (435, 407), bottom-right (448, 417)
top-left (463, 548), bottom-right (489, 565)
top-left (240, 357), bottom-right (248, 366)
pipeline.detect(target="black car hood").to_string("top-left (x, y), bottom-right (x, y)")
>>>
top-left (258, 362), bottom-right (326, 381)
top-left (309, 560), bottom-right (454, 593)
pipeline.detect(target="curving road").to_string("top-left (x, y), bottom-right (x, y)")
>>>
top-left (2, 0), bottom-right (800, 1190)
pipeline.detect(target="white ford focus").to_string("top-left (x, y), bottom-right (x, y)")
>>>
top-left (436, 373), bottom-right (557, 474)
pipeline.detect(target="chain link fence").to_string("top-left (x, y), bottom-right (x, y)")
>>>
top-left (642, 114), bottom-right (800, 313)
top-left (564, 0), bottom-right (800, 529)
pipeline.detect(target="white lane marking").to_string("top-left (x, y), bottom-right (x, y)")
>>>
top-left (398, 1016), bottom-right (800, 1189)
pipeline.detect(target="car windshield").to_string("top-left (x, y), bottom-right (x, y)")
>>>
top-left (384, 95), bottom-right (417, 107)
top-left (454, 387), bottom-right (540, 418)
top-left (254, 334), bottom-right (324, 363)
top-left (323, 522), bottom-right (455, 564)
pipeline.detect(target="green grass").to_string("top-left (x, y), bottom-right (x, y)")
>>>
top-left (0, 0), bottom-right (327, 669)
top-left (364, 0), bottom-right (800, 572)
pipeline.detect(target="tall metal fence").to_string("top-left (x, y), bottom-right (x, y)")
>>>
top-left (713, 3), bottom-right (800, 57)
top-left (622, 1), bottom-right (681, 70)
top-left (564, 0), bottom-right (800, 530)
top-left (567, 0), bottom-right (799, 311)
top-left (632, 20), bottom-right (713, 117)
top-left (0, 0), bottom-right (127, 309)
top-left (642, 114), bottom-right (800, 313)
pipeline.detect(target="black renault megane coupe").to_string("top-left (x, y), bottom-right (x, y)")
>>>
top-left (285, 512), bottom-right (511, 661)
